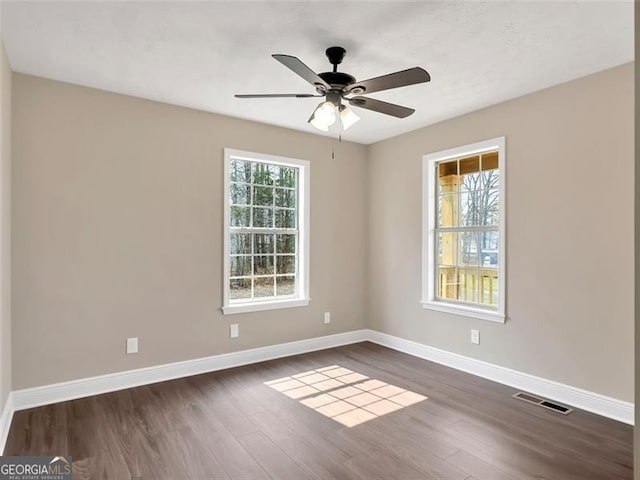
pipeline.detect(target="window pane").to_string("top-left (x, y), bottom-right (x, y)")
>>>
top-left (438, 161), bottom-right (458, 195)
top-left (254, 234), bottom-right (274, 254)
top-left (253, 186), bottom-right (273, 207)
top-left (230, 256), bottom-right (251, 277)
top-left (230, 206), bottom-right (251, 227)
top-left (460, 156), bottom-right (481, 193)
top-left (253, 255), bottom-right (274, 275)
top-left (480, 231), bottom-right (499, 267)
top-left (230, 183), bottom-right (250, 205)
top-left (459, 155), bottom-right (480, 173)
top-left (276, 166), bottom-right (297, 188)
top-left (437, 232), bottom-right (457, 266)
top-left (276, 255), bottom-right (295, 274)
top-left (253, 207), bottom-right (273, 228)
top-left (460, 191), bottom-right (481, 227)
top-left (253, 163), bottom-right (275, 185)
top-left (480, 271), bottom-right (499, 307)
top-left (437, 266), bottom-right (478, 303)
top-left (230, 233), bottom-right (251, 255)
top-left (438, 194), bottom-right (457, 228)
top-left (277, 234), bottom-right (296, 254)
top-left (482, 168), bottom-right (499, 191)
top-left (480, 189), bottom-right (499, 226)
top-left (481, 151), bottom-right (499, 190)
top-left (254, 277), bottom-right (274, 297)
top-left (436, 265), bottom-right (456, 301)
top-left (275, 208), bottom-right (296, 229)
top-left (276, 275), bottom-right (296, 296)
top-left (458, 231), bottom-right (479, 268)
top-left (275, 188), bottom-right (296, 208)
top-left (230, 278), bottom-right (251, 300)
top-left (230, 160), bottom-right (252, 183)
top-left (456, 268), bottom-right (479, 303)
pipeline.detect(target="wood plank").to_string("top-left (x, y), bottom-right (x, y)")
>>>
top-left (236, 431), bottom-right (314, 480)
top-left (446, 450), bottom-right (517, 480)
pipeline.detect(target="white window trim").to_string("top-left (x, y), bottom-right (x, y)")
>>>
top-left (222, 148), bottom-right (310, 315)
top-left (421, 137), bottom-right (506, 324)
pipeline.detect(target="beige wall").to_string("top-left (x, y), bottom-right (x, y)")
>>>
top-left (11, 64), bottom-right (635, 404)
top-left (11, 73), bottom-right (368, 389)
top-left (0, 39), bottom-right (11, 411)
top-left (367, 63), bottom-right (634, 402)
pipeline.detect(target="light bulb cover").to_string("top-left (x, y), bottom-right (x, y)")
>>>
top-left (340, 105), bottom-right (360, 130)
top-left (309, 115), bottom-right (329, 131)
top-left (308, 101), bottom-right (337, 131)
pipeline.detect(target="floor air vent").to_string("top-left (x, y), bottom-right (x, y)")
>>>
top-left (513, 392), bottom-right (573, 415)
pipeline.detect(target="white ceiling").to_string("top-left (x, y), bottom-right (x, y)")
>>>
top-left (2, 1), bottom-right (634, 144)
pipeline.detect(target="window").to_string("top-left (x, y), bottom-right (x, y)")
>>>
top-left (422, 137), bottom-right (505, 323)
top-left (223, 149), bottom-right (310, 314)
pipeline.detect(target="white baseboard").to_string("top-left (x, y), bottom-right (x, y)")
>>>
top-left (0, 327), bottom-right (632, 454)
top-left (366, 329), bottom-right (634, 425)
top-left (0, 392), bottom-right (14, 454)
top-left (11, 329), bottom-right (369, 413)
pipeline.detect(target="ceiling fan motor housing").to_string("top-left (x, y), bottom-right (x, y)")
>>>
top-left (318, 72), bottom-right (356, 88)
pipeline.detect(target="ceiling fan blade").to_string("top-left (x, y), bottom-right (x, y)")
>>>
top-left (347, 67), bottom-right (430, 95)
top-left (272, 54), bottom-right (332, 92)
top-left (235, 93), bottom-right (323, 98)
top-left (348, 96), bottom-right (415, 118)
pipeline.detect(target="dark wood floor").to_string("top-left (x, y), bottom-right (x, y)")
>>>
top-left (4, 342), bottom-right (633, 479)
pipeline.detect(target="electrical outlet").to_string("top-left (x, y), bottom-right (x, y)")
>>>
top-left (324, 312), bottom-right (331, 324)
top-left (230, 324), bottom-right (239, 339)
top-left (471, 329), bottom-right (480, 345)
top-left (126, 337), bottom-right (138, 354)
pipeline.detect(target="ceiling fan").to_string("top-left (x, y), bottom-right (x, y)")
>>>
top-left (235, 46), bottom-right (431, 132)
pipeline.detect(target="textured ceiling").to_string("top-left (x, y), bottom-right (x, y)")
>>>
top-left (2, 1), bottom-right (634, 144)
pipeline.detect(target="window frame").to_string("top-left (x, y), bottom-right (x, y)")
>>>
top-left (222, 148), bottom-right (310, 315)
top-left (421, 137), bottom-right (506, 323)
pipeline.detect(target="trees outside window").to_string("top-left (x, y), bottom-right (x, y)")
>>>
top-left (223, 149), bottom-right (309, 315)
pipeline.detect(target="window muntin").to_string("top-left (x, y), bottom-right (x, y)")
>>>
top-left (423, 138), bottom-right (505, 323)
top-left (223, 149), bottom-right (309, 314)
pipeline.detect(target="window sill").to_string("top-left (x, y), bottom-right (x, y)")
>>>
top-left (421, 300), bottom-right (505, 323)
top-left (222, 298), bottom-right (310, 315)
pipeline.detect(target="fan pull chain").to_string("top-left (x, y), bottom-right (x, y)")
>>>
top-left (331, 133), bottom-right (343, 159)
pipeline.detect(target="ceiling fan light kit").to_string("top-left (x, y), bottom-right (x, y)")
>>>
top-left (235, 46), bottom-right (431, 133)
top-left (307, 101), bottom-right (360, 132)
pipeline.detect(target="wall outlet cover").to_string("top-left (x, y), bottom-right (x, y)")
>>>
top-left (471, 329), bottom-right (480, 345)
top-left (126, 337), bottom-right (139, 354)
top-left (230, 324), bottom-right (239, 338)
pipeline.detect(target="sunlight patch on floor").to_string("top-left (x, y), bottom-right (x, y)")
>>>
top-left (265, 365), bottom-right (428, 427)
